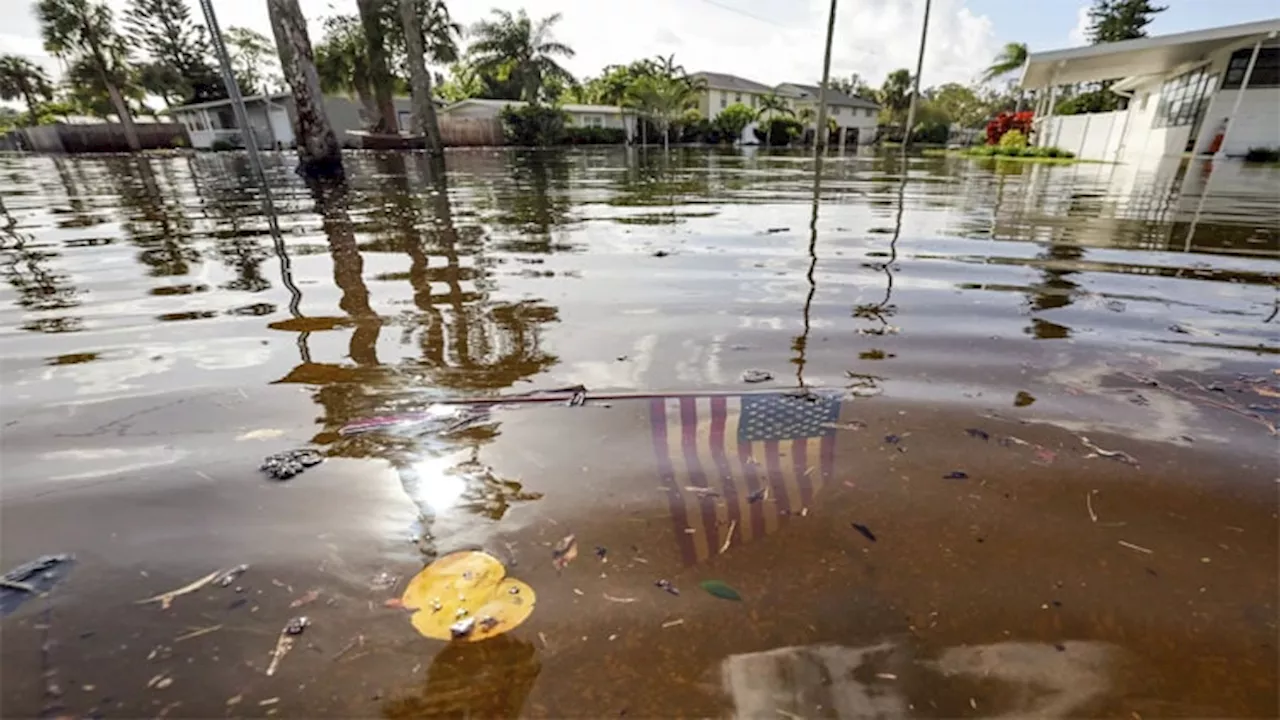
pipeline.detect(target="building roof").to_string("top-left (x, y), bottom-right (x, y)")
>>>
top-left (1020, 18), bottom-right (1280, 88)
top-left (441, 99), bottom-right (629, 114)
top-left (775, 82), bottom-right (881, 109)
top-left (168, 93), bottom-right (292, 113)
top-left (691, 72), bottom-right (774, 94)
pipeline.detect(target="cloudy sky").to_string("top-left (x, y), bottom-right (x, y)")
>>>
top-left (2, 0), bottom-right (1277, 92)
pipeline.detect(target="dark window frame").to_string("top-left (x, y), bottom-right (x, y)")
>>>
top-left (1222, 46), bottom-right (1280, 89)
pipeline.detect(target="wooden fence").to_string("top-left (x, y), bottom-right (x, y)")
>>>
top-left (438, 117), bottom-right (504, 147)
top-left (18, 123), bottom-right (188, 153)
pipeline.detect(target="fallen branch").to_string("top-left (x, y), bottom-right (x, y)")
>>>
top-left (1086, 491), bottom-right (1097, 523)
top-left (137, 570), bottom-right (222, 610)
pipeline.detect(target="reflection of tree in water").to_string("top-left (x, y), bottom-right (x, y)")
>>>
top-left (106, 156), bottom-right (201, 277)
top-left (276, 159), bottom-right (560, 450)
top-left (196, 155), bottom-right (278, 293)
top-left (1, 201), bottom-right (84, 333)
top-left (382, 634), bottom-right (540, 718)
top-left (48, 158), bottom-right (98, 229)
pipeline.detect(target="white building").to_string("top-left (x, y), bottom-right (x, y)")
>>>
top-left (169, 93), bottom-right (415, 150)
top-left (439, 99), bottom-right (636, 141)
top-left (1020, 19), bottom-right (1280, 162)
top-left (775, 82), bottom-right (880, 146)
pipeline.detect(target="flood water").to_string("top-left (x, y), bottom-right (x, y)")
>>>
top-left (1, 147), bottom-right (1277, 718)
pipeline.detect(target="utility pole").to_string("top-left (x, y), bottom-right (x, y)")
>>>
top-left (901, 0), bottom-right (933, 151)
top-left (812, 0), bottom-right (838, 158)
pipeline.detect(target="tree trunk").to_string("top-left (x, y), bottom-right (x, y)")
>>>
top-left (356, 0), bottom-right (398, 134)
top-left (104, 81), bottom-right (142, 151)
top-left (398, 0), bottom-right (444, 156)
top-left (662, 122), bottom-right (669, 152)
top-left (267, 0), bottom-right (343, 177)
top-left (22, 90), bottom-right (39, 124)
top-left (355, 81), bottom-right (379, 129)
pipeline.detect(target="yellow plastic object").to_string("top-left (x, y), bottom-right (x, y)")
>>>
top-left (400, 550), bottom-right (535, 642)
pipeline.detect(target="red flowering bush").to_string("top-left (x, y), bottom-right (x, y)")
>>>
top-left (985, 111), bottom-right (1034, 145)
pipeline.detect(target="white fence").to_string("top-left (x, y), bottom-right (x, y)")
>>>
top-left (1038, 111), bottom-right (1127, 161)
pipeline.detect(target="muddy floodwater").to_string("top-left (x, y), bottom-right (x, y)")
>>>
top-left (1, 147), bottom-right (1277, 718)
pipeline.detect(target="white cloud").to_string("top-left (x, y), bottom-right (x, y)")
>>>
top-left (1067, 3), bottom-right (1091, 46)
top-left (2, 0), bottom-right (999, 90)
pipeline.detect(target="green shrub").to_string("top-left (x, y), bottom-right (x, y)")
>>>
top-left (962, 143), bottom-right (1073, 160)
top-left (713, 103), bottom-right (755, 144)
top-left (753, 117), bottom-right (804, 146)
top-left (1244, 147), bottom-right (1280, 163)
top-left (911, 120), bottom-right (950, 145)
top-left (563, 126), bottom-right (626, 145)
top-left (500, 103), bottom-right (567, 146)
top-left (998, 129), bottom-right (1028, 149)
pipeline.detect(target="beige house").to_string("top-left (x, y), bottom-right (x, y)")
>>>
top-left (691, 72), bottom-right (775, 117)
top-left (775, 82), bottom-right (881, 144)
top-left (440, 99), bottom-right (635, 140)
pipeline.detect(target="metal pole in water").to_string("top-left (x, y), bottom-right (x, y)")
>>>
top-left (812, 0), bottom-right (839, 163)
top-left (901, 0), bottom-right (932, 153)
top-left (196, 0), bottom-right (276, 218)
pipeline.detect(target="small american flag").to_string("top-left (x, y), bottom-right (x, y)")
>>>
top-left (650, 392), bottom-right (841, 565)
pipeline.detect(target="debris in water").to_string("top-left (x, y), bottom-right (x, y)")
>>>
top-left (552, 534), bottom-right (579, 571)
top-left (1079, 436), bottom-right (1139, 467)
top-left (370, 571), bottom-right (399, 591)
top-left (259, 448), bottom-right (324, 480)
top-left (603, 593), bottom-right (637, 603)
top-left (699, 580), bottom-right (742, 601)
top-left (1086, 491), bottom-right (1098, 523)
top-left (652, 249), bottom-right (671, 258)
top-left (1, 554), bottom-right (75, 617)
top-left (822, 420), bottom-right (867, 431)
top-left (943, 471), bottom-right (969, 480)
top-left (266, 618), bottom-right (309, 676)
top-left (655, 579), bottom-right (680, 596)
top-left (851, 523), bottom-right (877, 542)
top-left (1118, 540), bottom-right (1153, 555)
top-left (684, 486), bottom-right (720, 498)
top-left (884, 434), bottom-right (901, 444)
top-left (719, 520), bottom-right (736, 554)
top-left (174, 625), bottom-right (222, 643)
top-left (449, 616), bottom-right (476, 638)
top-left (747, 487), bottom-right (768, 503)
top-left (876, 673), bottom-right (898, 680)
top-left (594, 546), bottom-right (608, 561)
top-left (1014, 391), bottom-right (1036, 407)
top-left (567, 389), bottom-right (587, 407)
top-left (137, 569), bottom-right (222, 610)
top-left (1000, 435), bottom-right (1030, 447)
top-left (764, 227), bottom-right (790, 234)
top-left (964, 428), bottom-right (990, 441)
top-left (400, 551), bottom-right (535, 642)
top-left (741, 369), bottom-right (774, 384)
top-left (289, 590), bottom-right (320, 608)
top-left (215, 565), bottom-right (248, 587)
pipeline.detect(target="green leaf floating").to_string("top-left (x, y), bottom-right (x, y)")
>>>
top-left (699, 579), bottom-right (742, 601)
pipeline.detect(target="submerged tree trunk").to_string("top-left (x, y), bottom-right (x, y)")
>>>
top-left (356, 0), bottom-right (398, 134)
top-left (267, 0), bottom-right (343, 177)
top-left (354, 81), bottom-right (379, 129)
top-left (398, 0), bottom-right (443, 155)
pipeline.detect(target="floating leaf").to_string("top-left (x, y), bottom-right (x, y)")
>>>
top-left (943, 471), bottom-right (969, 480)
top-left (551, 534), bottom-right (578, 571)
top-left (699, 579), bottom-right (742, 601)
top-left (1014, 391), bottom-right (1036, 407)
top-left (400, 551), bottom-right (535, 642)
top-left (851, 523), bottom-right (877, 542)
top-left (964, 428), bottom-right (990, 441)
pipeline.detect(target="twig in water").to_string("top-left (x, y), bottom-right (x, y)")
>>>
top-left (1086, 491), bottom-right (1098, 523)
top-left (719, 520), bottom-right (737, 554)
top-left (136, 570), bottom-right (222, 610)
top-left (1118, 540), bottom-right (1153, 555)
top-left (1079, 436), bottom-right (1139, 467)
top-left (603, 593), bottom-right (637, 603)
top-left (174, 625), bottom-right (222, 643)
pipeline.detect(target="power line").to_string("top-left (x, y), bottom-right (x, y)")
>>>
top-left (690, 0), bottom-right (785, 28)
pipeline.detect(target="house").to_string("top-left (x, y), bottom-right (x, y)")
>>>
top-left (1019, 18), bottom-right (1280, 162)
top-left (168, 93), bottom-right (416, 150)
top-left (691, 72), bottom-right (775, 117)
top-left (775, 82), bottom-right (881, 146)
top-left (439, 99), bottom-right (636, 141)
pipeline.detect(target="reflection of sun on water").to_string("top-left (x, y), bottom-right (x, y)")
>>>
top-left (410, 455), bottom-right (466, 512)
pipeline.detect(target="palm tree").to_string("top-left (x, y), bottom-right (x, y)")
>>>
top-left (398, 0), bottom-right (443, 155)
top-left (36, 0), bottom-right (140, 149)
top-left (0, 55), bottom-right (54, 123)
top-left (982, 42), bottom-right (1028, 82)
top-left (755, 92), bottom-right (793, 146)
top-left (627, 75), bottom-right (699, 151)
top-left (314, 16), bottom-right (377, 123)
top-left (468, 9), bottom-right (574, 103)
top-left (356, 0), bottom-right (398, 133)
top-left (878, 68), bottom-right (914, 127)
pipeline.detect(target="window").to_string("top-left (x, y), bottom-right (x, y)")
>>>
top-left (1153, 66), bottom-right (1214, 128)
top-left (735, 93), bottom-right (742, 103)
top-left (832, 106), bottom-right (841, 116)
top-left (865, 108), bottom-right (875, 117)
top-left (720, 93), bottom-right (727, 109)
top-left (1223, 46), bottom-right (1280, 88)
top-left (584, 115), bottom-right (604, 128)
